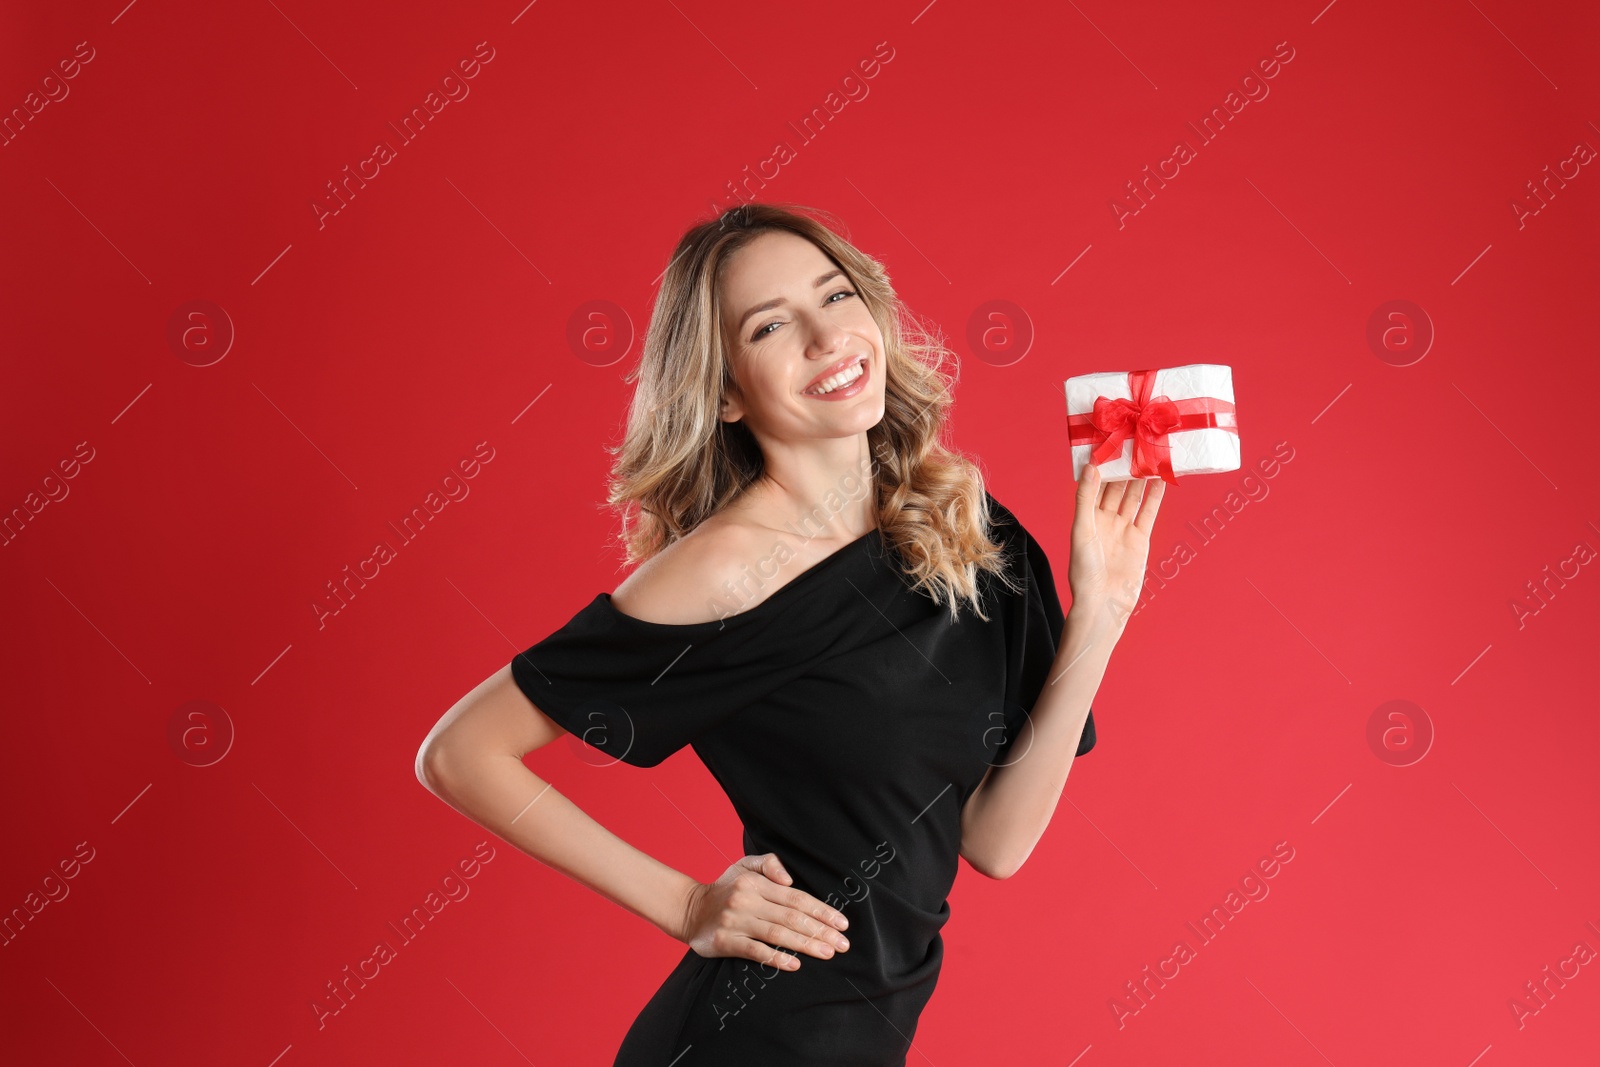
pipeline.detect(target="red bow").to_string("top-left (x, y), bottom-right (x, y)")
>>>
top-left (1067, 369), bottom-right (1237, 485)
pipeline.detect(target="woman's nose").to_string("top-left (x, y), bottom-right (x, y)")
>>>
top-left (806, 319), bottom-right (849, 355)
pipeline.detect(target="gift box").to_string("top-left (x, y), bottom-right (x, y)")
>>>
top-left (1064, 364), bottom-right (1241, 484)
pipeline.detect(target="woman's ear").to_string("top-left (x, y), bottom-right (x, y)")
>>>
top-left (719, 362), bottom-right (745, 423)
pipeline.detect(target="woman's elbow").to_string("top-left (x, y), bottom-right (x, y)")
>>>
top-left (415, 707), bottom-right (488, 798)
top-left (415, 664), bottom-right (549, 790)
top-left (415, 734), bottom-right (458, 797)
top-left (960, 840), bottom-right (1018, 881)
top-left (988, 856), bottom-right (1023, 881)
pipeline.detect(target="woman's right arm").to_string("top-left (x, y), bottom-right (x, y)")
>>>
top-left (414, 665), bottom-right (851, 968)
top-left (416, 664), bottom-right (701, 938)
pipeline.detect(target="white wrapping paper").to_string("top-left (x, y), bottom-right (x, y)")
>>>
top-left (1064, 364), bottom-right (1241, 482)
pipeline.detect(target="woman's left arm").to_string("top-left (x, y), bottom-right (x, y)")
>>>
top-left (959, 464), bottom-right (1165, 879)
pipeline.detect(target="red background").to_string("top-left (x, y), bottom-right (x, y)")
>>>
top-left (4, 1), bottom-right (1597, 1063)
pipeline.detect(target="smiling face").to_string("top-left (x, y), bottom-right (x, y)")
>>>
top-left (717, 229), bottom-right (887, 445)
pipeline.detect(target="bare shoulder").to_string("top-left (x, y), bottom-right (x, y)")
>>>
top-left (610, 518), bottom-right (767, 625)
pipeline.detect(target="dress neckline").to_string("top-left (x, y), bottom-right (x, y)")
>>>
top-left (598, 526), bottom-right (882, 631)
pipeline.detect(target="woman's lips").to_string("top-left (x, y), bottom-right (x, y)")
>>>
top-left (802, 358), bottom-right (869, 401)
top-left (802, 353), bottom-right (866, 393)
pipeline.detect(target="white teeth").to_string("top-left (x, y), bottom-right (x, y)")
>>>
top-left (805, 359), bottom-right (865, 395)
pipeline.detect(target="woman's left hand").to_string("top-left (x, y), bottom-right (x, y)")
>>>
top-left (1067, 463), bottom-right (1166, 629)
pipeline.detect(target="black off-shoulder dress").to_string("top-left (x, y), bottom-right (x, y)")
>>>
top-left (508, 493), bottom-right (1096, 1066)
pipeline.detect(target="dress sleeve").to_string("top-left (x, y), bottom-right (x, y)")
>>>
top-left (509, 595), bottom-right (787, 768)
top-left (991, 495), bottom-right (1097, 760)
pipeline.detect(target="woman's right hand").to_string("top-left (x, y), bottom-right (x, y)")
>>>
top-left (677, 853), bottom-right (851, 971)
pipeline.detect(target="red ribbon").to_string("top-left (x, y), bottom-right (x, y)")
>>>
top-left (1066, 369), bottom-right (1238, 485)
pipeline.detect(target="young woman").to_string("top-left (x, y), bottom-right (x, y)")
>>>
top-left (415, 202), bottom-right (1163, 1065)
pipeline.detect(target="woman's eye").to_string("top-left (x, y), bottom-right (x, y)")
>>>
top-left (752, 290), bottom-right (858, 340)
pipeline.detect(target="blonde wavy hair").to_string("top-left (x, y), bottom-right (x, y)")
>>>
top-left (605, 201), bottom-right (1023, 622)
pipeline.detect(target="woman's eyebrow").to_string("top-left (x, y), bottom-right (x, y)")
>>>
top-left (736, 270), bottom-right (845, 331)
